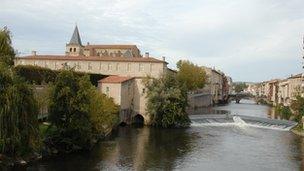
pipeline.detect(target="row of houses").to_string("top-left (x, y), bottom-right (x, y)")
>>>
top-left (245, 74), bottom-right (303, 106)
top-left (188, 67), bottom-right (233, 110)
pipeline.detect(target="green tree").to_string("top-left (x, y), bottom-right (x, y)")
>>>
top-left (234, 82), bottom-right (248, 93)
top-left (0, 27), bottom-right (15, 66)
top-left (89, 90), bottom-right (119, 136)
top-left (0, 63), bottom-right (40, 157)
top-left (176, 60), bottom-right (207, 91)
top-left (48, 70), bottom-right (92, 151)
top-left (144, 73), bottom-right (191, 128)
top-left (290, 95), bottom-right (304, 122)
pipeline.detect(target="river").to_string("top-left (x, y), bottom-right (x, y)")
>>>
top-left (28, 100), bottom-right (304, 171)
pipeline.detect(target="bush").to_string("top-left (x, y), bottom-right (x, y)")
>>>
top-left (275, 104), bottom-right (292, 120)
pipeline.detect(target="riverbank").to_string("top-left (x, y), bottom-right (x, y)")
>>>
top-left (291, 124), bottom-right (304, 136)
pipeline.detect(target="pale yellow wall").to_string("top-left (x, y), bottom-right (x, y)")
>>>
top-left (120, 79), bottom-right (135, 110)
top-left (15, 58), bottom-right (166, 78)
top-left (99, 83), bottom-right (122, 105)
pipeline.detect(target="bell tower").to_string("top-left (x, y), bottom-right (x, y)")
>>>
top-left (66, 25), bottom-right (84, 56)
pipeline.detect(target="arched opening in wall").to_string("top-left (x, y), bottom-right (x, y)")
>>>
top-left (132, 114), bottom-right (144, 127)
top-left (119, 122), bottom-right (127, 127)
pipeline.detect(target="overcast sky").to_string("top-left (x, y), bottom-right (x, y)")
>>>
top-left (1, 0), bottom-right (303, 82)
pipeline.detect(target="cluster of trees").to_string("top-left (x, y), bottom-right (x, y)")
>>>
top-left (234, 82), bottom-right (248, 93)
top-left (144, 60), bottom-right (207, 128)
top-left (0, 27), bottom-right (119, 162)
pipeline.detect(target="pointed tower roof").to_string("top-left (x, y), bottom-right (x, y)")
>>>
top-left (69, 25), bottom-right (82, 45)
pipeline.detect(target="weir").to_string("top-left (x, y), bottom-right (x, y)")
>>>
top-left (190, 114), bottom-right (297, 131)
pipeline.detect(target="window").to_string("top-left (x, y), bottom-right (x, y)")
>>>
top-left (108, 63), bottom-right (112, 71)
top-left (73, 48), bottom-right (76, 52)
top-left (139, 63), bottom-right (144, 71)
top-left (77, 62), bottom-right (81, 69)
top-left (70, 48), bottom-right (72, 52)
top-left (106, 87), bottom-right (110, 96)
top-left (142, 88), bottom-right (146, 94)
top-left (116, 63), bottom-right (119, 71)
top-left (127, 63), bottom-right (131, 72)
top-left (88, 62), bottom-right (92, 70)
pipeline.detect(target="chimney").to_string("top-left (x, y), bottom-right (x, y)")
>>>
top-left (162, 56), bottom-right (166, 61)
top-left (145, 52), bottom-right (149, 58)
top-left (32, 51), bottom-right (37, 56)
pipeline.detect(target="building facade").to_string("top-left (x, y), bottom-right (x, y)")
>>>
top-left (15, 26), bottom-right (169, 125)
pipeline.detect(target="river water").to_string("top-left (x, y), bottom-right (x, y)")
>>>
top-left (28, 100), bottom-right (304, 171)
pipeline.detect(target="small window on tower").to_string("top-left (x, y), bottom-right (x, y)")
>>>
top-left (70, 48), bottom-right (72, 52)
top-left (73, 48), bottom-right (76, 52)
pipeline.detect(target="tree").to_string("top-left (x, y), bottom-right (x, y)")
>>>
top-left (48, 70), bottom-right (92, 151)
top-left (0, 27), bottom-right (15, 66)
top-left (144, 73), bottom-right (191, 128)
top-left (0, 63), bottom-right (40, 157)
top-left (290, 95), bottom-right (304, 123)
top-left (89, 90), bottom-right (119, 136)
top-left (176, 60), bottom-right (207, 91)
top-left (234, 82), bottom-right (248, 93)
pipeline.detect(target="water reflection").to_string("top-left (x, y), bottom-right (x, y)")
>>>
top-left (96, 127), bottom-right (199, 170)
top-left (27, 100), bottom-right (304, 171)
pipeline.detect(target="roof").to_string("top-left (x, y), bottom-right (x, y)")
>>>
top-left (16, 55), bottom-right (167, 63)
top-left (84, 45), bottom-right (138, 50)
top-left (288, 73), bottom-right (303, 79)
top-left (98, 75), bottom-right (134, 83)
top-left (69, 25), bottom-right (82, 45)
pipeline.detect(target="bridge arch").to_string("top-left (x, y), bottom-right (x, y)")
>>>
top-left (132, 114), bottom-right (144, 126)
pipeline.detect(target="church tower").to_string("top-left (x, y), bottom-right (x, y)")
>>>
top-left (66, 25), bottom-right (84, 56)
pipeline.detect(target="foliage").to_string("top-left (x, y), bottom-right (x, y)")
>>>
top-left (275, 104), bottom-right (292, 120)
top-left (15, 65), bottom-right (106, 86)
top-left (176, 60), bottom-right (207, 91)
top-left (48, 70), bottom-right (92, 151)
top-left (0, 63), bottom-right (40, 157)
top-left (144, 73), bottom-right (191, 128)
top-left (234, 82), bottom-right (248, 93)
top-left (290, 95), bottom-right (304, 122)
top-left (0, 27), bottom-right (15, 66)
top-left (89, 90), bottom-right (119, 136)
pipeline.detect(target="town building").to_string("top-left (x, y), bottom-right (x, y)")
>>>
top-left (15, 26), bottom-right (170, 125)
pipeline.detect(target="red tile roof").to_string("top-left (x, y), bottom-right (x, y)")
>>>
top-left (16, 55), bottom-right (166, 63)
top-left (84, 45), bottom-right (138, 49)
top-left (98, 75), bottom-right (134, 83)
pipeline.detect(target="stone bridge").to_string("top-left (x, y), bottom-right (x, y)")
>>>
top-left (229, 93), bottom-right (253, 103)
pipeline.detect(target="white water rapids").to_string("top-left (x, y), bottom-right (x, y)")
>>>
top-left (191, 116), bottom-right (294, 131)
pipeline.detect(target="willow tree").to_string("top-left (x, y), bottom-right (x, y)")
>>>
top-left (0, 63), bottom-right (39, 157)
top-left (144, 73), bottom-right (191, 128)
top-left (0, 27), bottom-right (15, 66)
